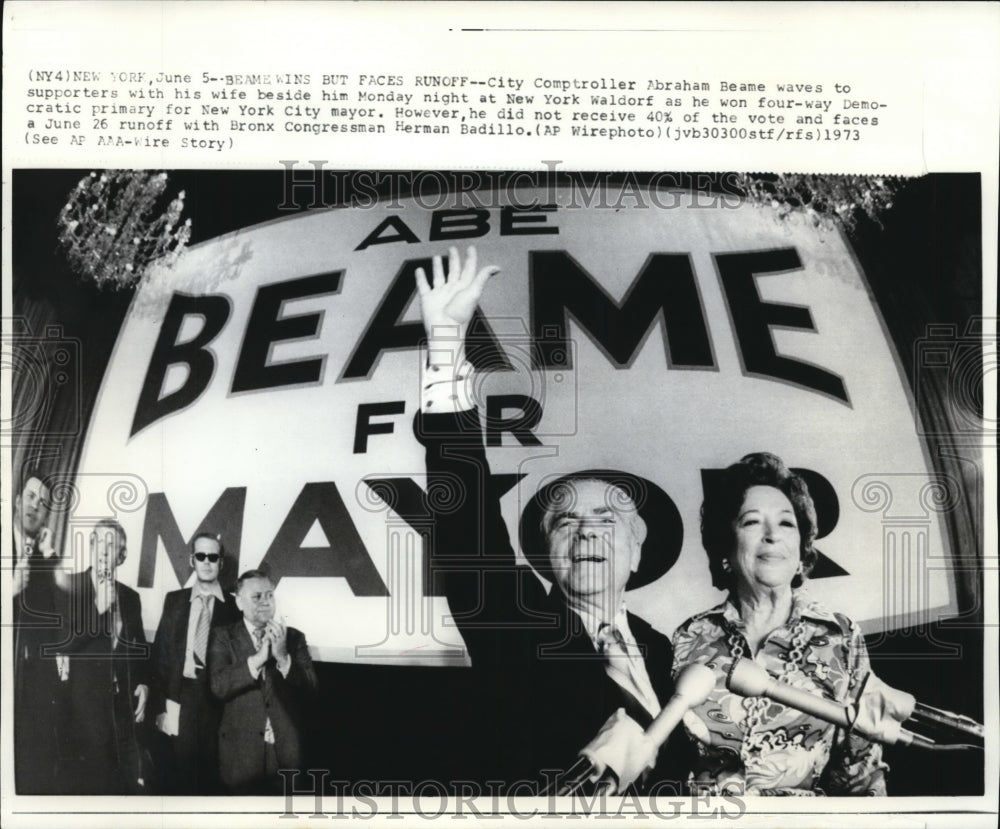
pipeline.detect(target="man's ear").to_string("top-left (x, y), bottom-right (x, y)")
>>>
top-left (630, 515), bottom-right (647, 573)
top-left (633, 514), bottom-right (648, 546)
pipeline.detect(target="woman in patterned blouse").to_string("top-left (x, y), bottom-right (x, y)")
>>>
top-left (671, 452), bottom-right (887, 796)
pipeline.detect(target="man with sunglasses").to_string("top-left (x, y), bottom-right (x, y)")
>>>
top-left (150, 532), bottom-right (239, 794)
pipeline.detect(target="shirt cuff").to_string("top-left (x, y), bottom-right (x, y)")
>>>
top-left (276, 654), bottom-right (292, 677)
top-left (421, 344), bottom-right (474, 413)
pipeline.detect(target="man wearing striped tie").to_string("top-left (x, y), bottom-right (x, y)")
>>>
top-left (415, 247), bottom-right (691, 792)
top-left (151, 532), bottom-right (240, 794)
top-left (209, 568), bottom-right (318, 794)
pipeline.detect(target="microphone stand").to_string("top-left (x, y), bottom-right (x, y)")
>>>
top-left (552, 757), bottom-right (613, 797)
top-left (848, 669), bottom-right (984, 749)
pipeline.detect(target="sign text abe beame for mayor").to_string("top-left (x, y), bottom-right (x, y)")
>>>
top-left (127, 201), bottom-right (849, 596)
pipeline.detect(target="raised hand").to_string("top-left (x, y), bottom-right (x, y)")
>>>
top-left (414, 245), bottom-right (499, 341)
top-left (266, 619), bottom-right (289, 662)
top-left (37, 526), bottom-right (56, 558)
top-left (249, 629), bottom-right (271, 672)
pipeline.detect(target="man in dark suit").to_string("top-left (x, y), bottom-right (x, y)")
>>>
top-left (151, 532), bottom-right (240, 794)
top-left (414, 247), bottom-right (689, 792)
top-left (11, 468), bottom-right (64, 793)
top-left (209, 568), bottom-right (318, 795)
top-left (56, 519), bottom-right (151, 794)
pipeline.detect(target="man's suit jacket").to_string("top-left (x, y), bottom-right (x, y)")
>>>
top-left (57, 570), bottom-right (151, 792)
top-left (417, 409), bottom-right (690, 788)
top-left (151, 587), bottom-right (240, 715)
top-left (59, 571), bottom-right (150, 740)
top-left (12, 536), bottom-right (66, 793)
top-left (208, 621), bottom-right (318, 791)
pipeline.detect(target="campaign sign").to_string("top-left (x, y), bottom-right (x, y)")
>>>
top-left (70, 188), bottom-right (955, 663)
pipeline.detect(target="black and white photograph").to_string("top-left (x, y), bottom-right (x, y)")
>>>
top-left (2, 3), bottom-right (997, 828)
top-left (6, 168), bottom-right (991, 800)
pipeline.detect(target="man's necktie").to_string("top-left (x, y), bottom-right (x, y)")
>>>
top-left (252, 626), bottom-right (276, 744)
top-left (193, 594), bottom-right (211, 670)
top-left (597, 622), bottom-right (660, 721)
top-left (598, 622), bottom-right (632, 690)
top-left (597, 623), bottom-right (629, 661)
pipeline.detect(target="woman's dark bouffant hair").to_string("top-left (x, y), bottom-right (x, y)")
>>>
top-left (701, 452), bottom-right (818, 592)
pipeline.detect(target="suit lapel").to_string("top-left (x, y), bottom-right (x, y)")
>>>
top-left (537, 598), bottom-right (659, 727)
top-left (232, 622), bottom-right (256, 661)
top-left (536, 594), bottom-right (602, 658)
top-left (179, 588), bottom-right (193, 636)
top-left (211, 594), bottom-right (237, 628)
top-left (627, 612), bottom-right (673, 701)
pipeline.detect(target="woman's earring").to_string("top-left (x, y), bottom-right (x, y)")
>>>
top-left (721, 559), bottom-right (731, 573)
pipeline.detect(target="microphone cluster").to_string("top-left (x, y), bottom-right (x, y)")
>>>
top-left (726, 658), bottom-right (984, 750)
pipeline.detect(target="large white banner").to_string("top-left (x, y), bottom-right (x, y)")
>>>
top-left (71, 186), bottom-right (955, 662)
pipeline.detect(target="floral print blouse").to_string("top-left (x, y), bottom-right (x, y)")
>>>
top-left (671, 590), bottom-right (888, 796)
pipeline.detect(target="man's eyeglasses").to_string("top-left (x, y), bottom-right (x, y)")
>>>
top-left (194, 553), bottom-right (221, 563)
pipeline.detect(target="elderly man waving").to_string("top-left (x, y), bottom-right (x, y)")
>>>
top-left (414, 246), bottom-right (690, 793)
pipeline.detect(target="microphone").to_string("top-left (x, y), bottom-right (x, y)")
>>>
top-left (552, 663), bottom-right (717, 795)
top-left (727, 658), bottom-right (984, 749)
top-left (644, 663), bottom-right (718, 748)
top-left (728, 658), bottom-right (854, 727)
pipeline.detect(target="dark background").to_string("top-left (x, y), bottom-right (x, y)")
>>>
top-left (9, 170), bottom-right (987, 794)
